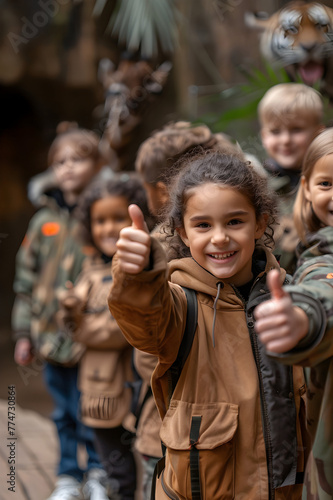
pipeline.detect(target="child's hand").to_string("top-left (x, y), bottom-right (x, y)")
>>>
top-left (254, 269), bottom-right (309, 353)
top-left (116, 204), bottom-right (151, 274)
top-left (56, 281), bottom-right (84, 335)
top-left (14, 338), bottom-right (34, 366)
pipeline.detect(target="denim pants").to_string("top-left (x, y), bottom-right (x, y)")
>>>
top-left (44, 362), bottom-right (101, 481)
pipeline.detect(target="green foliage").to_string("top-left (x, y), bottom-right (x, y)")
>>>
top-left (94, 0), bottom-right (178, 58)
top-left (197, 60), bottom-right (333, 134)
top-left (198, 61), bottom-right (295, 132)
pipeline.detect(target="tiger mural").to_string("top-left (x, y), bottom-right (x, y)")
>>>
top-left (245, 1), bottom-right (333, 96)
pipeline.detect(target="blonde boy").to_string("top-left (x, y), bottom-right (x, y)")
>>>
top-left (258, 83), bottom-right (324, 273)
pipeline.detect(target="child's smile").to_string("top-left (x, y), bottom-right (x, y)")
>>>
top-left (178, 183), bottom-right (266, 286)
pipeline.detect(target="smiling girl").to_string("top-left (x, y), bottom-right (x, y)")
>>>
top-left (108, 151), bottom-right (311, 499)
top-left (56, 173), bottom-right (152, 500)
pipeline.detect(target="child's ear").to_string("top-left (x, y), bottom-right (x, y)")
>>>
top-left (155, 181), bottom-right (169, 206)
top-left (176, 227), bottom-right (190, 247)
top-left (255, 213), bottom-right (268, 239)
top-left (301, 175), bottom-right (312, 202)
top-left (260, 128), bottom-right (269, 149)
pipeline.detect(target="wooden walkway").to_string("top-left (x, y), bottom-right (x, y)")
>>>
top-left (0, 399), bottom-right (58, 500)
top-left (0, 400), bottom-right (143, 500)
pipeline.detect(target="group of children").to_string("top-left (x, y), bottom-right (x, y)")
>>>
top-left (11, 82), bottom-right (333, 500)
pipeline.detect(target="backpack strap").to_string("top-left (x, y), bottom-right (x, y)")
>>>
top-left (167, 286), bottom-right (198, 403)
top-left (190, 416), bottom-right (203, 499)
top-left (151, 286), bottom-right (198, 500)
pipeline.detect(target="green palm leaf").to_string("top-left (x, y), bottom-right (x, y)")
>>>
top-left (99, 0), bottom-right (178, 58)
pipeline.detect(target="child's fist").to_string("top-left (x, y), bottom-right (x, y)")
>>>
top-left (116, 204), bottom-right (151, 274)
top-left (56, 281), bottom-right (85, 335)
top-left (14, 338), bottom-right (34, 366)
top-left (254, 269), bottom-right (308, 353)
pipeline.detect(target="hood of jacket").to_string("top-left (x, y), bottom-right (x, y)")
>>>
top-left (27, 165), bottom-right (116, 209)
top-left (296, 226), bottom-right (333, 264)
top-left (168, 241), bottom-right (281, 297)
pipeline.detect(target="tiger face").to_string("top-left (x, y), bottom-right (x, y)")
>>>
top-left (245, 1), bottom-right (333, 87)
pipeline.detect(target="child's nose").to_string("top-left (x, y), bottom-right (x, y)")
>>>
top-left (211, 229), bottom-right (229, 245)
top-left (280, 131), bottom-right (291, 143)
top-left (104, 220), bottom-right (116, 234)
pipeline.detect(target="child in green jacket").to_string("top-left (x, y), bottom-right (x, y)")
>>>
top-left (12, 126), bottom-right (109, 500)
top-left (255, 128), bottom-right (333, 500)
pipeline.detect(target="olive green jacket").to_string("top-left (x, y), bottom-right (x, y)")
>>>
top-left (12, 187), bottom-right (91, 365)
top-left (271, 226), bottom-right (333, 500)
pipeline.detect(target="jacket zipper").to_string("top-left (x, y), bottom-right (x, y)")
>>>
top-left (233, 281), bottom-right (275, 500)
top-left (248, 316), bottom-right (275, 500)
top-left (161, 470), bottom-right (179, 500)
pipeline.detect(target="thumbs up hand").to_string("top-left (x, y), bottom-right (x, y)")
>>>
top-left (116, 204), bottom-right (151, 274)
top-left (254, 269), bottom-right (308, 353)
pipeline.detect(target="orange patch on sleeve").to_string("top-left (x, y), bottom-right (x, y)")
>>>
top-left (41, 222), bottom-right (61, 236)
top-left (326, 273), bottom-right (333, 279)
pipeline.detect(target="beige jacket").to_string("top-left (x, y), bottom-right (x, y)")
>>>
top-left (109, 239), bottom-right (306, 499)
top-left (133, 349), bottom-right (163, 458)
top-left (58, 255), bottom-right (133, 428)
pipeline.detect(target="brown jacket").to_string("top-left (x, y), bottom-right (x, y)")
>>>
top-left (109, 239), bottom-right (306, 499)
top-left (133, 349), bottom-right (163, 458)
top-left (58, 255), bottom-right (133, 428)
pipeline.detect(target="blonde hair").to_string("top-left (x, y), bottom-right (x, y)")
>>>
top-left (258, 83), bottom-right (323, 126)
top-left (135, 121), bottom-right (244, 184)
top-left (294, 127), bottom-right (333, 242)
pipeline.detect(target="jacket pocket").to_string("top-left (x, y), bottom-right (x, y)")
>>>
top-left (159, 399), bottom-right (239, 499)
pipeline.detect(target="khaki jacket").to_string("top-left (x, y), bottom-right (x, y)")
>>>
top-left (109, 238), bottom-right (309, 499)
top-left (133, 349), bottom-right (163, 458)
top-left (58, 255), bottom-right (133, 428)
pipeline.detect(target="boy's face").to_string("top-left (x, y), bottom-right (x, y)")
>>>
top-left (52, 143), bottom-right (98, 201)
top-left (261, 116), bottom-right (322, 170)
top-left (143, 181), bottom-right (169, 218)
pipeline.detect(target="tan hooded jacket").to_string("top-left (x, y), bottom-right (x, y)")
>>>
top-left (57, 255), bottom-right (133, 428)
top-left (109, 238), bottom-right (307, 499)
top-left (133, 349), bottom-right (163, 458)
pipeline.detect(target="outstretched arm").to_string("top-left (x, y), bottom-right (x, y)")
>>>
top-left (254, 269), bottom-right (309, 353)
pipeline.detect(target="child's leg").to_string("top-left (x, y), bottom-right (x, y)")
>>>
top-left (77, 416), bottom-right (101, 472)
top-left (43, 363), bottom-right (84, 481)
top-left (139, 455), bottom-right (160, 500)
top-left (94, 426), bottom-right (137, 500)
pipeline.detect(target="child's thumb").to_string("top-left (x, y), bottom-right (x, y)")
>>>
top-left (267, 269), bottom-right (287, 301)
top-left (128, 204), bottom-right (149, 233)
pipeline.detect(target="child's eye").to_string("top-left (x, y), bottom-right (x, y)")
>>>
top-left (94, 218), bottom-right (105, 225)
top-left (228, 219), bottom-right (243, 226)
top-left (319, 181), bottom-right (332, 187)
top-left (196, 222), bottom-right (210, 229)
top-left (270, 129), bottom-right (280, 135)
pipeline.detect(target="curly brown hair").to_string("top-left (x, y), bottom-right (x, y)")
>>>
top-left (163, 150), bottom-right (278, 259)
top-left (135, 121), bottom-right (244, 184)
